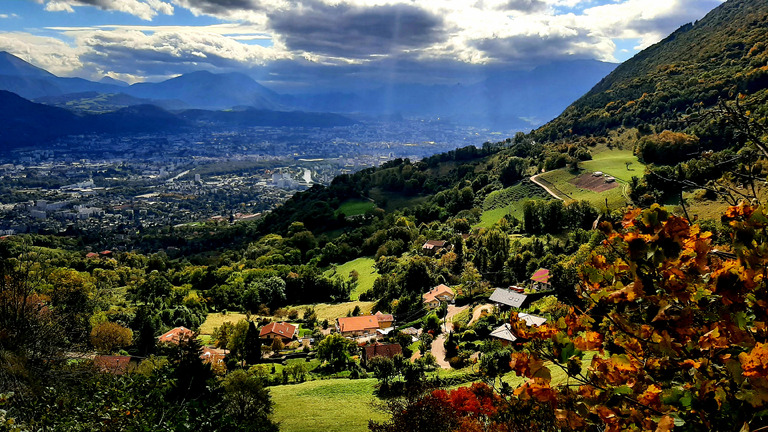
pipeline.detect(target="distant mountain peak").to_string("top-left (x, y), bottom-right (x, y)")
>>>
top-left (99, 76), bottom-right (129, 87)
top-left (0, 51), bottom-right (56, 79)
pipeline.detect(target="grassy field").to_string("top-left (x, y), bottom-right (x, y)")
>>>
top-left (288, 301), bottom-right (376, 322)
top-left (324, 257), bottom-right (379, 300)
top-left (270, 378), bottom-right (386, 432)
top-left (529, 149), bottom-right (645, 210)
top-left (200, 301), bottom-right (376, 334)
top-left (580, 149), bottom-right (642, 182)
top-left (538, 168), bottom-right (629, 210)
top-left (335, 199), bottom-right (376, 217)
top-left (476, 182), bottom-right (551, 228)
top-left (199, 312), bottom-right (249, 335)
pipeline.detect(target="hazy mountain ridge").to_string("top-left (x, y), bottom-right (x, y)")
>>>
top-left (0, 51), bottom-right (617, 129)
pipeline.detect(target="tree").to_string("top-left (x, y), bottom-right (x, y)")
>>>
top-left (221, 369), bottom-right (279, 432)
top-left (460, 262), bottom-right (482, 297)
top-left (504, 205), bottom-right (768, 431)
top-left (316, 333), bottom-right (355, 371)
top-left (244, 320), bottom-right (262, 365)
top-left (270, 337), bottom-right (284, 353)
top-left (90, 321), bottom-right (133, 353)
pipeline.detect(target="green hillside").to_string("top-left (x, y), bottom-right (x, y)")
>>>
top-left (536, 0), bottom-right (768, 140)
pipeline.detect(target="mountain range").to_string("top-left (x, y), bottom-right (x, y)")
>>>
top-left (0, 51), bottom-right (616, 133)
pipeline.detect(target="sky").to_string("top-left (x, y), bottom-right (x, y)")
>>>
top-left (0, 0), bottom-right (724, 91)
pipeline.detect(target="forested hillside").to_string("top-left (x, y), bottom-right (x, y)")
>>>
top-left (536, 0), bottom-right (768, 139)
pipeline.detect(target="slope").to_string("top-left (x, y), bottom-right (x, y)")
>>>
top-left (535, 0), bottom-right (768, 140)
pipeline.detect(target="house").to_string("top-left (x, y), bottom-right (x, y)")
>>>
top-left (157, 326), bottom-right (194, 345)
top-left (337, 315), bottom-right (381, 337)
top-left (259, 322), bottom-right (298, 342)
top-left (490, 313), bottom-right (548, 346)
top-left (93, 355), bottom-right (140, 375)
top-left (422, 240), bottom-right (447, 254)
top-left (489, 287), bottom-right (529, 309)
top-left (530, 268), bottom-right (552, 291)
top-left (423, 284), bottom-right (455, 308)
top-left (361, 343), bottom-right (403, 366)
top-left (200, 346), bottom-right (228, 366)
top-left (374, 311), bottom-right (395, 328)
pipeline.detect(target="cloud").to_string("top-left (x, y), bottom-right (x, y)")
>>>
top-left (580, 0), bottom-right (725, 49)
top-left (39, 0), bottom-right (174, 20)
top-left (0, 32), bottom-right (84, 75)
top-left (11, 0), bottom-right (725, 84)
top-left (0, 14), bottom-right (21, 19)
top-left (69, 27), bottom-right (289, 79)
top-left (268, 2), bottom-right (446, 59)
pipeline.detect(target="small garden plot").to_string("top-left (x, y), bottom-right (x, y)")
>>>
top-left (571, 173), bottom-right (619, 193)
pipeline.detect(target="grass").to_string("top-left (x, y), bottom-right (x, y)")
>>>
top-left (336, 199), bottom-right (376, 217)
top-left (288, 301), bottom-right (376, 322)
top-left (476, 182), bottom-right (552, 228)
top-left (270, 378), bottom-right (386, 432)
top-left (199, 312), bottom-right (249, 335)
top-left (200, 302), bottom-right (376, 336)
top-left (324, 257), bottom-right (379, 300)
top-left (537, 168), bottom-right (629, 210)
top-left (580, 149), bottom-right (643, 183)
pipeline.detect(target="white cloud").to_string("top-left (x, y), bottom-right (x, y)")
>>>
top-left (0, 14), bottom-right (21, 19)
top-left (0, 32), bottom-right (84, 75)
top-left (7, 0), bottom-right (725, 81)
top-left (39, 0), bottom-right (175, 21)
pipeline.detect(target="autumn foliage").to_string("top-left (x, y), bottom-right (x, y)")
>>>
top-left (506, 204), bottom-right (768, 431)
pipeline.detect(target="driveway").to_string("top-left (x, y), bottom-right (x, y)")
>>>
top-left (467, 303), bottom-right (494, 326)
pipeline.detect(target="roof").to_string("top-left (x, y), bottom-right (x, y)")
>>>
top-left (423, 284), bottom-right (455, 303)
top-left (490, 324), bottom-right (517, 343)
top-left (363, 343), bottom-right (402, 360)
top-left (531, 268), bottom-right (550, 284)
top-left (517, 313), bottom-right (547, 327)
top-left (93, 355), bottom-right (133, 375)
top-left (259, 322), bottom-right (297, 338)
top-left (157, 326), bottom-right (194, 344)
top-left (86, 252), bottom-right (99, 259)
top-left (375, 311), bottom-right (394, 322)
top-left (200, 346), bottom-right (228, 364)
top-left (422, 240), bottom-right (447, 250)
top-left (489, 288), bottom-right (528, 308)
top-left (400, 327), bottom-right (419, 335)
top-left (337, 315), bottom-right (379, 333)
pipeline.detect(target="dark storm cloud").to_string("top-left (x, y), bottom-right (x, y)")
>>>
top-left (268, 2), bottom-right (446, 58)
top-left (497, 0), bottom-right (548, 13)
top-left (473, 30), bottom-right (600, 65)
top-left (173, 0), bottom-right (260, 15)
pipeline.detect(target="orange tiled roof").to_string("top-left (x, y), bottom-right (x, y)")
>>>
top-left (157, 326), bottom-right (194, 344)
top-left (259, 322), bottom-right (297, 338)
top-left (338, 315), bottom-right (379, 333)
top-left (423, 284), bottom-right (454, 303)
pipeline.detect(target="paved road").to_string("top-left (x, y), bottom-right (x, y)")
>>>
top-left (530, 173), bottom-right (565, 201)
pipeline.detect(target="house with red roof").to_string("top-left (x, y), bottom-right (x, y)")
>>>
top-left (93, 355), bottom-right (140, 375)
top-left (361, 343), bottom-right (402, 366)
top-left (157, 326), bottom-right (194, 345)
top-left (259, 322), bottom-right (297, 342)
top-left (423, 284), bottom-right (455, 309)
top-left (422, 240), bottom-right (448, 254)
top-left (374, 311), bottom-right (395, 328)
top-left (337, 315), bottom-right (382, 337)
top-left (530, 268), bottom-right (552, 291)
